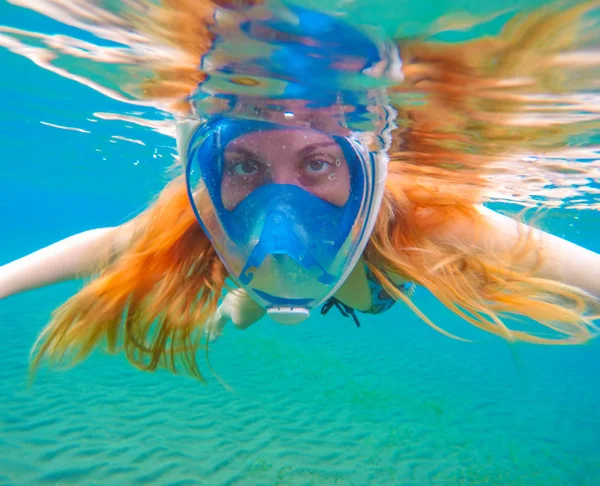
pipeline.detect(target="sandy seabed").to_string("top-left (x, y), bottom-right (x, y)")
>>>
top-left (1, 289), bottom-right (599, 485)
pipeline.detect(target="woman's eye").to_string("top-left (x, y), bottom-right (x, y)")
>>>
top-left (231, 160), bottom-right (260, 176)
top-left (303, 157), bottom-right (333, 175)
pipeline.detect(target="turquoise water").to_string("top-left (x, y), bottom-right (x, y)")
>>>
top-left (1, 1), bottom-right (600, 484)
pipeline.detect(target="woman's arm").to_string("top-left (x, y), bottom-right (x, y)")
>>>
top-left (438, 205), bottom-right (600, 297)
top-left (0, 222), bottom-right (136, 300)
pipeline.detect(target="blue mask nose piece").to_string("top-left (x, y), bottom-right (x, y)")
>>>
top-left (185, 117), bottom-right (376, 317)
top-left (235, 185), bottom-right (342, 287)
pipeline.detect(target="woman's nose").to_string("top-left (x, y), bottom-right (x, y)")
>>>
top-left (270, 162), bottom-right (298, 185)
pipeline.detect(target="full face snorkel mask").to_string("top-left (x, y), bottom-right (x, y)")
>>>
top-left (177, 115), bottom-right (389, 325)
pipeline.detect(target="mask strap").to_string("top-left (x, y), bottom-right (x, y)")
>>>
top-left (321, 297), bottom-right (361, 327)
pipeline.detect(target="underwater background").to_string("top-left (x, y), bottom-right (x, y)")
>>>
top-left (1, 0), bottom-right (600, 484)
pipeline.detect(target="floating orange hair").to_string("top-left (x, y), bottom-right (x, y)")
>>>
top-left (31, 178), bottom-right (226, 380)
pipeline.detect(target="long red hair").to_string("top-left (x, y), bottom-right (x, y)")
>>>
top-left (31, 0), bottom-right (599, 380)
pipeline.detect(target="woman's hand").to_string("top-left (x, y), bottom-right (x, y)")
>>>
top-left (204, 288), bottom-right (266, 341)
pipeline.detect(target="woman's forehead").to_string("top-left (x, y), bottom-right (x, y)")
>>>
top-left (224, 128), bottom-right (339, 153)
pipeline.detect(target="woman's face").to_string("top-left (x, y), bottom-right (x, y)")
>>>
top-left (221, 128), bottom-right (351, 210)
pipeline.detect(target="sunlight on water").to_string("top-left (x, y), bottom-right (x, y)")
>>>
top-left (1, 0), bottom-right (599, 211)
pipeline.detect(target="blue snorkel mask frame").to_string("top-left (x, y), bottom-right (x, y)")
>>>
top-left (181, 116), bottom-right (383, 324)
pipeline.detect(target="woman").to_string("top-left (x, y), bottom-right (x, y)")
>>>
top-left (1, 0), bottom-right (598, 381)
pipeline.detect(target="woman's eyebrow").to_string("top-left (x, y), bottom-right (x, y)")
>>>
top-left (225, 146), bottom-right (259, 159)
top-left (297, 141), bottom-right (338, 158)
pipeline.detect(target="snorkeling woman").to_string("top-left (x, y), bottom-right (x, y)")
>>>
top-left (0, 1), bottom-right (598, 382)
top-left (1, 104), bottom-right (599, 380)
